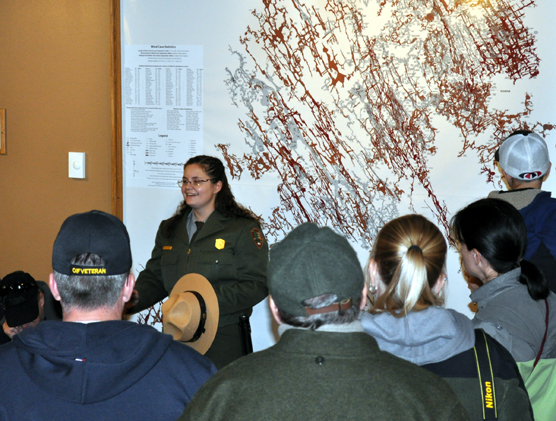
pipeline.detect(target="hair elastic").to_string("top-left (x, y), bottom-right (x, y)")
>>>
top-left (408, 245), bottom-right (422, 253)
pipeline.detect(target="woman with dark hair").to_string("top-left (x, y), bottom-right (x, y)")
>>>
top-left (452, 198), bottom-right (556, 421)
top-left (362, 214), bottom-right (532, 420)
top-left (129, 155), bottom-right (268, 369)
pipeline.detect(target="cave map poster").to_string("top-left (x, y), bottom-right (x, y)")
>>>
top-left (122, 0), bottom-right (556, 351)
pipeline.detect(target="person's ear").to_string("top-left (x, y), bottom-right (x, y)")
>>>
top-left (122, 274), bottom-right (136, 303)
top-left (360, 283), bottom-right (369, 310)
top-left (268, 296), bottom-right (282, 325)
top-left (473, 248), bottom-right (495, 273)
top-left (543, 165), bottom-right (551, 181)
top-left (38, 291), bottom-right (45, 309)
top-left (472, 248), bottom-right (482, 266)
top-left (432, 273), bottom-right (446, 295)
top-left (367, 258), bottom-right (386, 296)
top-left (501, 170), bottom-right (523, 189)
top-left (49, 273), bottom-right (61, 302)
top-left (472, 248), bottom-right (489, 268)
top-left (367, 259), bottom-right (378, 289)
top-left (213, 180), bottom-right (223, 195)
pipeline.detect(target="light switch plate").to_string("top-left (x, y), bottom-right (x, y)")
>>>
top-left (69, 152), bottom-right (86, 179)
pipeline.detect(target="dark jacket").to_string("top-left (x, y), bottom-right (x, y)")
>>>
top-left (132, 208), bottom-right (268, 368)
top-left (134, 208), bottom-right (268, 325)
top-left (362, 306), bottom-right (532, 420)
top-left (180, 326), bottom-right (470, 421)
top-left (489, 189), bottom-right (556, 293)
top-left (423, 330), bottom-right (533, 421)
top-left (470, 267), bottom-right (556, 421)
top-left (0, 320), bottom-right (216, 420)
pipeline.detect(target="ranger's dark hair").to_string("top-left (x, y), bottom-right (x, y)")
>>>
top-left (165, 155), bottom-right (260, 236)
top-left (451, 198), bottom-right (548, 300)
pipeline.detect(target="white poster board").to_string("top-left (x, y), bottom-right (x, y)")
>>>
top-left (122, 0), bottom-right (556, 352)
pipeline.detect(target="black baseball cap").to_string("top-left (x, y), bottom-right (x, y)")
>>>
top-left (52, 210), bottom-right (132, 276)
top-left (0, 271), bottom-right (40, 327)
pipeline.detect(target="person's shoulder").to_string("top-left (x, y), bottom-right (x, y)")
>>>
top-left (0, 340), bottom-right (16, 355)
top-left (548, 290), bottom-right (556, 304)
top-left (110, 322), bottom-right (217, 374)
top-left (165, 341), bottom-right (217, 371)
top-left (166, 338), bottom-right (214, 359)
top-left (190, 350), bottom-right (275, 408)
top-left (487, 190), bottom-right (504, 198)
top-left (380, 348), bottom-right (461, 385)
top-left (199, 347), bottom-right (270, 382)
top-left (373, 344), bottom-right (427, 375)
top-left (377, 349), bottom-right (439, 378)
top-left (217, 211), bottom-right (260, 227)
top-left (160, 208), bottom-right (191, 227)
top-left (478, 330), bottom-right (522, 375)
top-left (526, 190), bottom-right (555, 205)
top-left (375, 351), bottom-right (466, 411)
top-left (218, 212), bottom-right (265, 238)
top-left (526, 190), bottom-right (556, 218)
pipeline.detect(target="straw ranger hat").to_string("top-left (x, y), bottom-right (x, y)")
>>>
top-left (162, 274), bottom-right (219, 354)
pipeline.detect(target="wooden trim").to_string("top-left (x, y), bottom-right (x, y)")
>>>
top-left (0, 109), bottom-right (6, 154)
top-left (110, 0), bottom-right (123, 219)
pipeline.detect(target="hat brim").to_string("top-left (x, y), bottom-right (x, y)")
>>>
top-left (162, 274), bottom-right (219, 355)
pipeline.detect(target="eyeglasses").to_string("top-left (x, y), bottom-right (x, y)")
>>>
top-left (0, 282), bottom-right (36, 297)
top-left (177, 178), bottom-right (212, 188)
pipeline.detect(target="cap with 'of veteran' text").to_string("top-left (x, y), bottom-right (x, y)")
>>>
top-left (268, 223), bottom-right (363, 317)
top-left (52, 210), bottom-right (132, 276)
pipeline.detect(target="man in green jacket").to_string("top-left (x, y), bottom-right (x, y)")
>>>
top-left (180, 223), bottom-right (469, 421)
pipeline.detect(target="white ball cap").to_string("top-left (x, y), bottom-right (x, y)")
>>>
top-left (498, 131), bottom-right (550, 180)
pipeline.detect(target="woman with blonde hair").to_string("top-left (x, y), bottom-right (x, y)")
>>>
top-left (361, 214), bottom-right (532, 421)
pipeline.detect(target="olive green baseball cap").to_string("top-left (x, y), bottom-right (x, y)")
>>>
top-left (269, 223), bottom-right (364, 317)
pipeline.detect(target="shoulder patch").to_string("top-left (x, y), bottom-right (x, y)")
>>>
top-left (250, 228), bottom-right (265, 249)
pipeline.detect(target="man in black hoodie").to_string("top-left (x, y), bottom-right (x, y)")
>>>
top-left (0, 210), bottom-right (216, 421)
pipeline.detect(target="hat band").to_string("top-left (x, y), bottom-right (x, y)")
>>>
top-left (185, 290), bottom-right (207, 343)
top-left (304, 297), bottom-right (353, 316)
top-left (70, 265), bottom-right (108, 276)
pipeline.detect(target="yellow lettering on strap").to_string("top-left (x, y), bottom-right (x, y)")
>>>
top-left (71, 268), bottom-right (107, 275)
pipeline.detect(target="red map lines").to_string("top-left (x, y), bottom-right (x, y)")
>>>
top-left (223, 0), bottom-right (550, 246)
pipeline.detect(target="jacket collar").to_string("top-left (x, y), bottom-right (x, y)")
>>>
top-left (470, 267), bottom-right (522, 307)
top-left (361, 307), bottom-right (474, 365)
top-left (177, 208), bottom-right (229, 245)
top-left (273, 327), bottom-right (380, 358)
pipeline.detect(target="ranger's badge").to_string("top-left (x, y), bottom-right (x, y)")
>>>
top-left (215, 239), bottom-right (225, 250)
top-left (250, 228), bottom-right (265, 249)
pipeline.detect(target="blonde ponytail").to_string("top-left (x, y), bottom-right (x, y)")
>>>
top-left (369, 215), bottom-right (446, 316)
